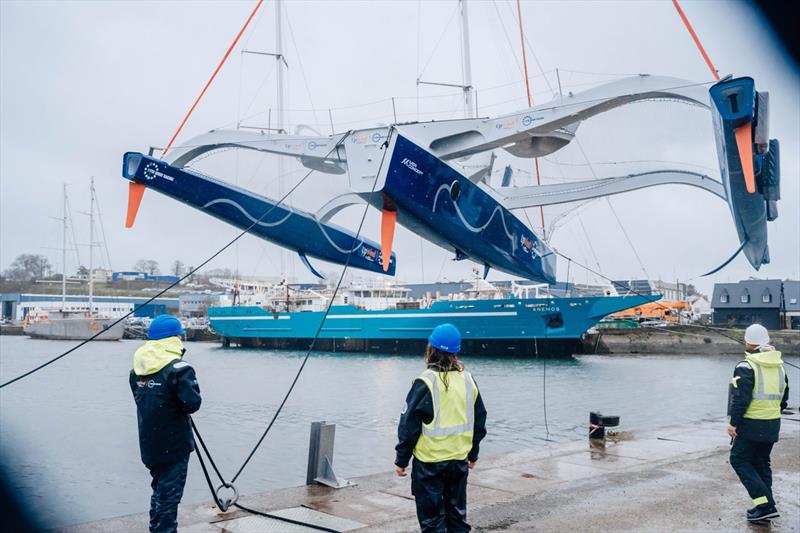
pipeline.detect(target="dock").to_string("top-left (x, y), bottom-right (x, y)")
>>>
top-left (60, 415), bottom-right (799, 532)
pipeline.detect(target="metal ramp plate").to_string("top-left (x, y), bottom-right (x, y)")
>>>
top-left (215, 506), bottom-right (366, 532)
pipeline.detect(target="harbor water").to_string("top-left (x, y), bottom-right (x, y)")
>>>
top-left (1, 336), bottom-right (798, 529)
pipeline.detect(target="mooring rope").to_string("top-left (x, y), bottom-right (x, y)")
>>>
top-left (183, 131), bottom-right (390, 520)
top-left (0, 137), bottom-right (348, 389)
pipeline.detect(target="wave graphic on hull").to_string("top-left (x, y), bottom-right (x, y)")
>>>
top-left (202, 198), bottom-right (294, 227)
top-left (314, 218), bottom-right (364, 254)
top-left (432, 183), bottom-right (519, 254)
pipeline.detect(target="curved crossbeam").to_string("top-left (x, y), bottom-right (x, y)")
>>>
top-left (497, 170), bottom-right (725, 209)
top-left (164, 76), bottom-right (709, 172)
top-left (316, 193), bottom-right (368, 224)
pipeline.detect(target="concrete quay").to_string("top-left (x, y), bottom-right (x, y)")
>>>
top-left (61, 415), bottom-right (800, 532)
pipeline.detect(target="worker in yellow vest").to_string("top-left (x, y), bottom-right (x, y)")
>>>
top-left (727, 324), bottom-right (789, 523)
top-left (395, 324), bottom-right (487, 532)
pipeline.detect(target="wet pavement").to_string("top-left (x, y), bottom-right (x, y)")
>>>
top-left (59, 415), bottom-right (800, 532)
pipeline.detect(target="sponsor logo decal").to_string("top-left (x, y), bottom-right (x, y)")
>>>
top-left (401, 158), bottom-right (423, 175)
top-left (520, 115), bottom-right (543, 127)
top-left (136, 379), bottom-right (163, 389)
top-left (371, 131), bottom-right (386, 143)
top-left (143, 162), bottom-right (174, 182)
top-left (494, 118), bottom-right (516, 130)
top-left (360, 246), bottom-right (378, 262)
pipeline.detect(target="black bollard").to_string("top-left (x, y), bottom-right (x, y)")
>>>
top-left (589, 411), bottom-right (620, 440)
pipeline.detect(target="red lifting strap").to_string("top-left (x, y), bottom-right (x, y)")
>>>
top-left (162, 0), bottom-right (265, 156)
top-left (671, 0), bottom-right (721, 81)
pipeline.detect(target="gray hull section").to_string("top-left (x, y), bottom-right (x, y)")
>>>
top-left (24, 318), bottom-right (125, 341)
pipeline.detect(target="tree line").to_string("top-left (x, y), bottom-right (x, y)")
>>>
top-left (1, 254), bottom-right (229, 283)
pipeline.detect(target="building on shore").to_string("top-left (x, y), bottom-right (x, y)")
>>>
top-left (611, 279), bottom-right (657, 295)
top-left (0, 292), bottom-right (179, 321)
top-left (111, 271), bottom-right (181, 284)
top-left (784, 280), bottom-right (800, 330)
top-left (179, 292), bottom-right (231, 317)
top-left (652, 280), bottom-right (689, 301)
top-left (711, 279), bottom-right (786, 330)
top-left (687, 294), bottom-right (712, 323)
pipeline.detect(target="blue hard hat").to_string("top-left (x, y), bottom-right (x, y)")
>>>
top-left (428, 323), bottom-right (461, 353)
top-left (147, 314), bottom-right (185, 340)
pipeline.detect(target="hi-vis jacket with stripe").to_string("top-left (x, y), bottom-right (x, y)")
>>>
top-left (395, 367), bottom-right (487, 468)
top-left (728, 349), bottom-right (789, 443)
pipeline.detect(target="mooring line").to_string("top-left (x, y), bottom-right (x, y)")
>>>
top-left (0, 138), bottom-right (348, 390)
top-left (186, 131), bottom-right (391, 518)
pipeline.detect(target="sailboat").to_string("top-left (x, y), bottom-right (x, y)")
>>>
top-left (24, 180), bottom-right (125, 341)
top-left (121, 1), bottom-right (781, 356)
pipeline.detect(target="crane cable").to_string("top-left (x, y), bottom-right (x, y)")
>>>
top-left (0, 0), bottom-right (267, 390)
top-left (162, 0), bottom-right (265, 156)
top-left (670, 0), bottom-right (721, 81)
top-left (514, 0), bottom-right (546, 239)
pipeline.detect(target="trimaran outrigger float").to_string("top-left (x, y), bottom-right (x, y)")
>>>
top-left (120, 1), bottom-right (782, 355)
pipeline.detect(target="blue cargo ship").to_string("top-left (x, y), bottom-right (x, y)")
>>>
top-left (209, 288), bottom-right (654, 357)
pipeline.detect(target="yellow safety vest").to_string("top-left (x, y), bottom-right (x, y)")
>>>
top-left (742, 350), bottom-right (786, 421)
top-left (412, 369), bottom-right (478, 463)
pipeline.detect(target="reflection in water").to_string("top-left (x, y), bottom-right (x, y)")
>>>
top-left (1, 336), bottom-right (797, 528)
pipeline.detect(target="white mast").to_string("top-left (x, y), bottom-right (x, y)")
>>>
top-left (61, 184), bottom-right (67, 311)
top-left (276, 0), bottom-right (284, 136)
top-left (275, 0), bottom-right (287, 276)
top-left (459, 0), bottom-right (474, 118)
top-left (88, 178), bottom-right (95, 315)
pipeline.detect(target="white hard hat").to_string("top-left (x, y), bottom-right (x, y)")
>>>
top-left (744, 324), bottom-right (770, 346)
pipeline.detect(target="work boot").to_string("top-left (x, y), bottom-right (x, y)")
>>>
top-left (747, 505), bottom-right (779, 522)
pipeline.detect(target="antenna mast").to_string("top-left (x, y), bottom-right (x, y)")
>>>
top-left (459, 0), bottom-right (474, 118)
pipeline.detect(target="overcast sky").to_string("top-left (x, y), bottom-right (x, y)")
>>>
top-left (1, 0), bottom-right (797, 296)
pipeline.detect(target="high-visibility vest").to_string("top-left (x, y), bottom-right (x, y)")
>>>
top-left (412, 369), bottom-right (478, 463)
top-left (743, 351), bottom-right (786, 421)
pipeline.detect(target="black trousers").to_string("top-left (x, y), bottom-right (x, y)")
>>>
top-left (730, 436), bottom-right (775, 507)
top-left (411, 458), bottom-right (470, 533)
top-left (147, 454), bottom-right (190, 533)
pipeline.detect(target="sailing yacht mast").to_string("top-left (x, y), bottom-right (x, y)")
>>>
top-left (275, 0), bottom-right (287, 276)
top-left (88, 178), bottom-right (95, 315)
top-left (459, 0), bottom-right (474, 118)
top-left (61, 184), bottom-right (67, 311)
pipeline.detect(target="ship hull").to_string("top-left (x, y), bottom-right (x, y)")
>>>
top-left (222, 335), bottom-right (582, 358)
top-left (24, 317), bottom-right (125, 341)
top-left (210, 294), bottom-right (655, 358)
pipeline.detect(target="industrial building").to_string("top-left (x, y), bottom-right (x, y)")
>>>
top-left (0, 293), bottom-right (180, 321)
